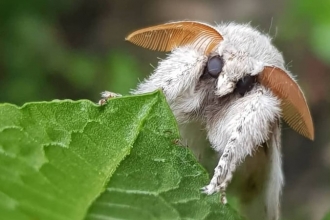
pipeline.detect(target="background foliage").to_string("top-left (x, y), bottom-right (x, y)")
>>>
top-left (0, 0), bottom-right (329, 219)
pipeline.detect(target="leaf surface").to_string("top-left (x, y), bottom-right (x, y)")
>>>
top-left (0, 91), bottom-right (242, 220)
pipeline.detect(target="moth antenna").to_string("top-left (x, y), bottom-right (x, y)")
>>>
top-left (125, 21), bottom-right (223, 55)
top-left (258, 66), bottom-right (314, 140)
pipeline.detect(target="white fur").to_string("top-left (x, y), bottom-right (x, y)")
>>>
top-left (265, 121), bottom-right (284, 220)
top-left (130, 22), bottom-right (291, 220)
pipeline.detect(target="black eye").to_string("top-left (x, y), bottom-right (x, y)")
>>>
top-left (206, 56), bottom-right (223, 78)
top-left (235, 75), bottom-right (256, 96)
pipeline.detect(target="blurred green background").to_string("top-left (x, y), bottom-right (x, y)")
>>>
top-left (0, 0), bottom-right (329, 219)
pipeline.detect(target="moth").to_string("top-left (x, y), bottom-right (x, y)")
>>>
top-left (101, 21), bottom-right (314, 220)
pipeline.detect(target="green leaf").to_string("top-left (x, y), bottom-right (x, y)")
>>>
top-left (0, 91), bottom-right (242, 220)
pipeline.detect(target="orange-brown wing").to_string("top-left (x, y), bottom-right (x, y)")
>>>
top-left (258, 66), bottom-right (314, 140)
top-left (125, 21), bottom-right (223, 55)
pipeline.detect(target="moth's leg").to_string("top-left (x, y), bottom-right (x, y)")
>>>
top-left (202, 87), bottom-right (281, 203)
top-left (201, 134), bottom-right (238, 203)
top-left (131, 48), bottom-right (207, 122)
top-left (98, 91), bottom-right (122, 105)
top-left (132, 47), bottom-right (206, 102)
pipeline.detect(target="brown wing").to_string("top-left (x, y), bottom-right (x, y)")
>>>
top-left (258, 66), bottom-right (314, 140)
top-left (125, 21), bottom-right (223, 55)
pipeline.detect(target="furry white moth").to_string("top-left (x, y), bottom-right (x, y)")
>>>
top-left (102, 21), bottom-right (314, 220)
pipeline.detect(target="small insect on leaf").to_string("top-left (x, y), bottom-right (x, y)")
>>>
top-left (125, 21), bottom-right (224, 55)
top-left (258, 66), bottom-right (314, 140)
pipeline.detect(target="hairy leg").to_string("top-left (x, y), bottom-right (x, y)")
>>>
top-left (203, 87), bottom-right (281, 205)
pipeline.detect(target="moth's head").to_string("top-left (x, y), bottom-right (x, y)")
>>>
top-left (211, 23), bottom-right (286, 96)
top-left (126, 21), bottom-right (314, 140)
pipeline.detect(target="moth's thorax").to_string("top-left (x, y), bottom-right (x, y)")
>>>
top-left (216, 23), bottom-right (285, 69)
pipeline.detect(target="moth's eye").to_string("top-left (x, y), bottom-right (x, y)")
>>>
top-left (206, 55), bottom-right (223, 78)
top-left (235, 75), bottom-right (256, 96)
